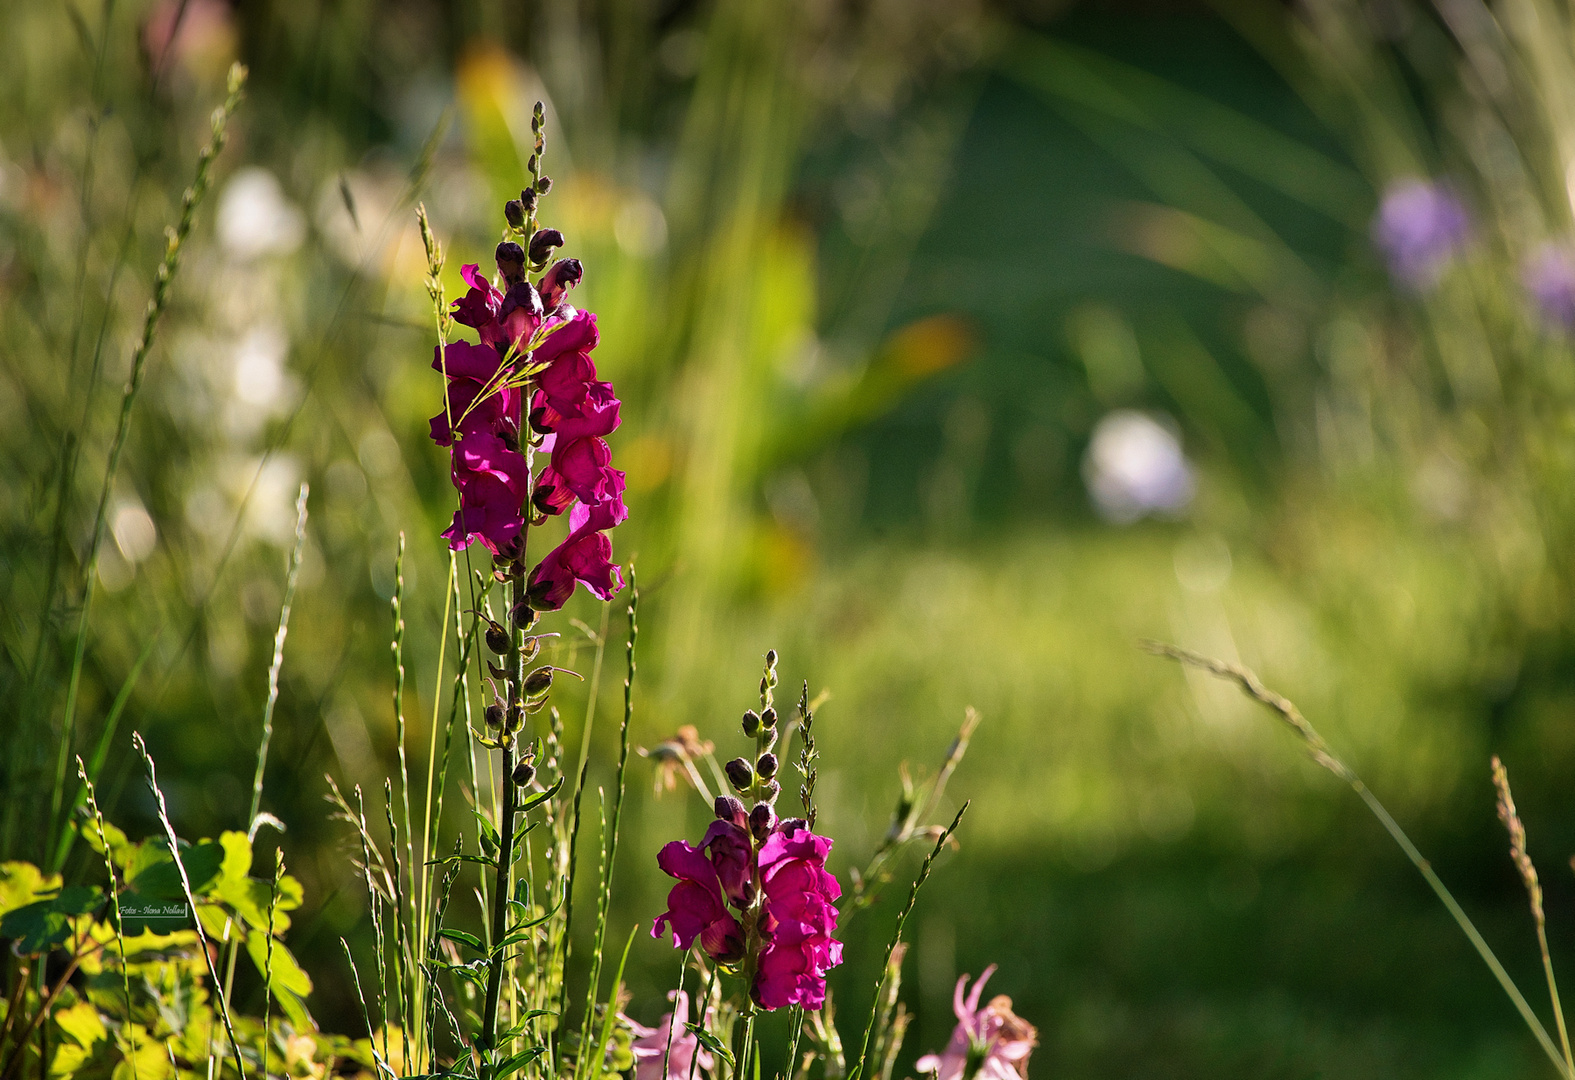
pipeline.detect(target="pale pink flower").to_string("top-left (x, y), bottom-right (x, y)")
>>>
top-left (915, 967), bottom-right (1037, 1080)
top-left (625, 991), bottom-right (714, 1080)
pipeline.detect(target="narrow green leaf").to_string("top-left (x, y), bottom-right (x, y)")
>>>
top-left (439, 927), bottom-right (485, 951)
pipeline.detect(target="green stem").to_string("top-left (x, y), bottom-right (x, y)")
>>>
top-left (576, 574), bottom-right (638, 1080)
top-left (850, 803), bottom-right (968, 1080)
top-left (480, 736), bottom-right (516, 1059)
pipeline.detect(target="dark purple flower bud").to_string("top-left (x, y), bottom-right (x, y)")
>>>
top-left (512, 760), bottom-right (537, 786)
top-left (504, 199), bottom-right (526, 230)
top-left (536, 176), bottom-right (552, 195)
top-left (497, 280), bottom-right (543, 324)
top-left (749, 802), bottom-right (777, 841)
top-left (741, 710), bottom-right (762, 737)
top-left (765, 649), bottom-right (778, 669)
top-left (760, 779), bottom-right (781, 803)
top-left (725, 757), bottom-right (753, 792)
top-left (485, 621), bottom-right (509, 655)
top-left (524, 667), bottom-right (554, 696)
top-left (485, 703), bottom-right (505, 728)
top-left (761, 707), bottom-right (777, 728)
top-left (511, 600), bottom-right (538, 631)
top-left (778, 817), bottom-right (807, 835)
top-left (521, 187), bottom-right (538, 215)
top-left (529, 228), bottom-right (565, 265)
top-left (756, 753), bottom-right (778, 780)
top-left (714, 796), bottom-right (748, 826)
top-left (496, 241), bottom-right (527, 284)
top-left (539, 258), bottom-right (583, 309)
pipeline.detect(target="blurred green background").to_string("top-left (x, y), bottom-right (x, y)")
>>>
top-left (10, 0), bottom-right (1575, 1076)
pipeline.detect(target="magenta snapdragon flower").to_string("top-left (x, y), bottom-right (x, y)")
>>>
top-left (651, 835), bottom-right (745, 963)
top-left (915, 967), bottom-right (1038, 1080)
top-left (652, 797), bottom-right (843, 1011)
top-left (429, 241), bottom-right (627, 602)
top-left (753, 823), bottom-right (842, 1010)
top-left (623, 992), bottom-right (714, 1080)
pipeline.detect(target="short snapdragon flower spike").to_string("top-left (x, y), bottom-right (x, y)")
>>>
top-left (1524, 244), bottom-right (1575, 328)
top-left (624, 992), bottom-right (713, 1080)
top-left (916, 967), bottom-right (1038, 1080)
top-left (1372, 178), bottom-right (1470, 287)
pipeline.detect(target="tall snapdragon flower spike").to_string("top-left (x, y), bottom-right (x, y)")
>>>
top-left (430, 211), bottom-right (626, 602)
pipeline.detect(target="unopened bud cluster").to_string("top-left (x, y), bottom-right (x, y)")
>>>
top-left (713, 649), bottom-right (792, 840)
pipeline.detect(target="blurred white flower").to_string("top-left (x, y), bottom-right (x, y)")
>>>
top-left (1083, 410), bottom-right (1194, 523)
top-left (217, 167), bottom-right (306, 260)
top-left (224, 324), bottom-right (300, 440)
top-left (111, 501), bottom-right (158, 564)
top-left (614, 195), bottom-right (668, 256)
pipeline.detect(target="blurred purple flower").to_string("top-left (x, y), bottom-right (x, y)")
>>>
top-left (1525, 244), bottom-right (1575, 328)
top-left (1372, 179), bottom-right (1470, 287)
top-left (624, 992), bottom-right (713, 1080)
top-left (916, 967), bottom-right (1038, 1080)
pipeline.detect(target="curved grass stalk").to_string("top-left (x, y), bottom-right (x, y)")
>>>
top-left (1144, 641), bottom-right (1574, 1080)
top-left (77, 759), bottom-right (136, 1080)
top-left (848, 803), bottom-right (968, 1080)
top-left (51, 65), bottom-right (248, 871)
top-left (572, 573), bottom-right (638, 1080)
top-left (132, 733), bottom-right (247, 1080)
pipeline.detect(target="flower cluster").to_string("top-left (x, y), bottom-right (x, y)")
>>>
top-left (916, 967), bottom-right (1038, 1080)
top-left (651, 655), bottom-right (843, 1011)
top-left (652, 800), bottom-right (843, 1010)
top-left (431, 232), bottom-right (625, 608)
